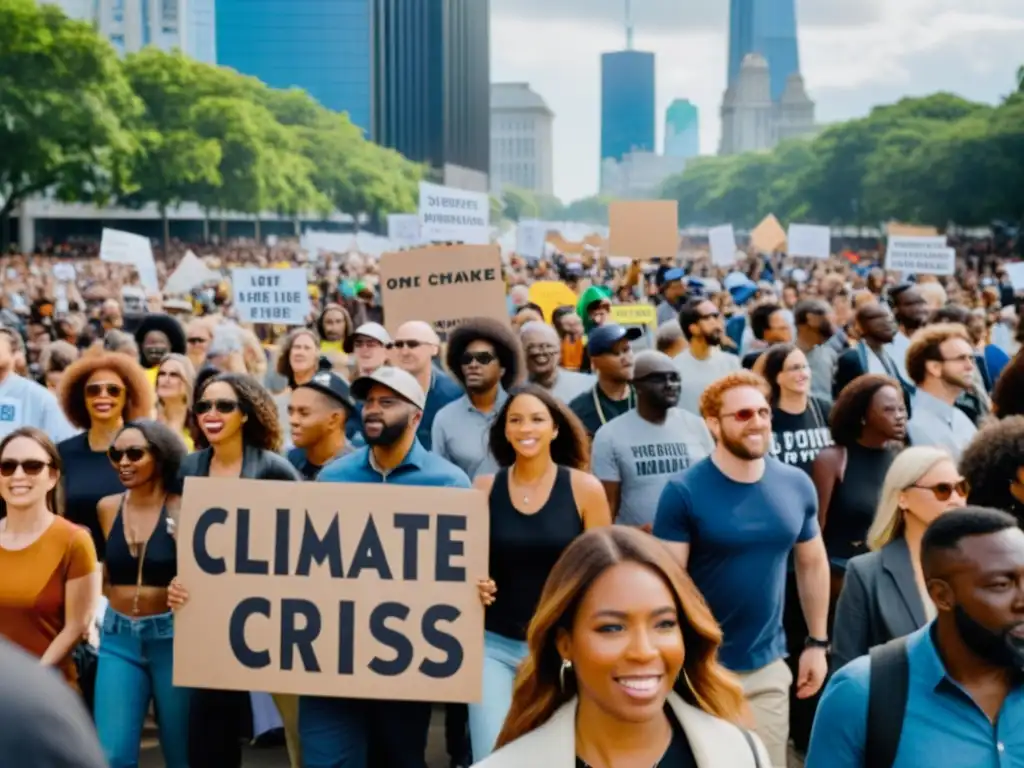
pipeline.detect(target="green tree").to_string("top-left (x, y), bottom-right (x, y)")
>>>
top-left (0, 0), bottom-right (141, 247)
top-left (562, 196), bottom-right (612, 224)
top-left (502, 187), bottom-right (540, 221)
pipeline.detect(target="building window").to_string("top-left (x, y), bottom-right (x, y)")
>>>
top-left (110, 33), bottom-right (125, 55)
top-left (111, 0), bottom-right (124, 23)
top-left (161, 0), bottom-right (178, 24)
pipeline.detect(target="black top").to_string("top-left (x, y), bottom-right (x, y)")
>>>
top-left (770, 397), bottom-right (833, 476)
top-left (105, 497), bottom-right (176, 587)
top-left (569, 385), bottom-right (635, 437)
top-left (179, 444), bottom-right (302, 483)
top-left (824, 443), bottom-right (898, 562)
top-left (575, 708), bottom-right (694, 768)
top-left (58, 433), bottom-right (123, 559)
top-left (286, 444), bottom-right (357, 481)
top-left (486, 466), bottom-right (583, 640)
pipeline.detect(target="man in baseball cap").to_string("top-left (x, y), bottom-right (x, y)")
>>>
top-left (287, 369), bottom-right (357, 480)
top-left (569, 323), bottom-right (642, 436)
top-left (344, 322), bottom-right (391, 378)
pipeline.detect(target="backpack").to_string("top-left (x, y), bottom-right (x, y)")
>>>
top-left (866, 636), bottom-right (911, 768)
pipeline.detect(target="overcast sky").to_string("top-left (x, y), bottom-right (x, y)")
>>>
top-left (491, 0), bottom-right (1024, 202)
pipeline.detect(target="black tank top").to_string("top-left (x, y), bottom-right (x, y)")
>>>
top-left (486, 466), bottom-right (583, 640)
top-left (823, 443), bottom-right (897, 563)
top-left (105, 497), bottom-right (177, 587)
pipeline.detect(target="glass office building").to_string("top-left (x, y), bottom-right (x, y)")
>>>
top-left (728, 0), bottom-right (800, 102)
top-left (600, 50), bottom-right (656, 166)
top-left (664, 99), bottom-right (699, 159)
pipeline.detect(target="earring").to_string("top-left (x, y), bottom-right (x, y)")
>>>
top-left (559, 658), bottom-right (573, 693)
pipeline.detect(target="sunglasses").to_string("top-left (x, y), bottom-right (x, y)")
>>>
top-left (108, 447), bottom-right (149, 464)
top-left (353, 338), bottom-right (383, 349)
top-left (911, 479), bottom-right (969, 501)
top-left (194, 399), bottom-right (241, 415)
top-left (391, 340), bottom-right (428, 350)
top-left (461, 351), bottom-right (497, 366)
top-left (186, 337), bottom-right (207, 345)
top-left (85, 383), bottom-right (124, 398)
top-left (0, 459), bottom-right (50, 477)
top-left (720, 407), bottom-right (772, 422)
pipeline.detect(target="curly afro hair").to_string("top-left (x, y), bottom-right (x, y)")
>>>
top-left (194, 372), bottom-right (282, 452)
top-left (992, 353), bottom-right (1024, 418)
top-left (445, 317), bottom-right (525, 391)
top-left (58, 350), bottom-right (155, 430)
top-left (959, 416), bottom-right (1024, 520)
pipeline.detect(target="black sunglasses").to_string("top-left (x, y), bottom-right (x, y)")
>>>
top-left (186, 337), bottom-right (207, 345)
top-left (461, 351), bottom-right (497, 366)
top-left (194, 399), bottom-right (241, 416)
top-left (392, 340), bottom-right (427, 350)
top-left (108, 447), bottom-right (149, 464)
top-left (85, 383), bottom-right (124, 398)
top-left (0, 459), bottom-right (50, 477)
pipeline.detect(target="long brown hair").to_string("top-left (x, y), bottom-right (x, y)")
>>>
top-left (495, 527), bottom-right (748, 749)
top-left (0, 427), bottom-right (65, 519)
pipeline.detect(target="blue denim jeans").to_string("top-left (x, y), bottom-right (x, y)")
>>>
top-left (467, 630), bottom-right (530, 762)
top-left (298, 696), bottom-right (432, 768)
top-left (94, 609), bottom-right (190, 768)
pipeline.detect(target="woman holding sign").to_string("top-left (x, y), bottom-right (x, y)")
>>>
top-left (170, 372), bottom-right (301, 768)
top-left (470, 385), bottom-right (611, 761)
top-left (93, 420), bottom-right (189, 768)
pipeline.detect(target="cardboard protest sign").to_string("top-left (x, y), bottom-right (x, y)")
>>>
top-left (388, 214), bottom-right (422, 248)
top-left (379, 245), bottom-right (507, 341)
top-left (608, 201), bottom-right (679, 260)
top-left (708, 225), bottom-right (738, 267)
top-left (232, 268), bottom-right (310, 325)
top-left (786, 224), bottom-right (831, 260)
top-left (750, 214), bottom-right (787, 253)
top-left (610, 304), bottom-right (656, 328)
top-left (529, 280), bottom-right (578, 323)
top-left (173, 478), bottom-right (488, 703)
top-left (1004, 263), bottom-right (1024, 292)
top-left (418, 182), bottom-right (490, 245)
top-left (886, 222), bottom-right (940, 238)
top-left (884, 236), bottom-right (955, 276)
top-left (100, 228), bottom-right (158, 292)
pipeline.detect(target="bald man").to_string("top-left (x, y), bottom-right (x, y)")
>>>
top-left (519, 321), bottom-right (594, 403)
top-left (590, 350), bottom-right (713, 528)
top-left (392, 320), bottom-right (462, 446)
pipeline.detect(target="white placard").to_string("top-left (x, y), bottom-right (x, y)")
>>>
top-left (708, 224), bottom-right (738, 267)
top-left (164, 251), bottom-right (221, 295)
top-left (516, 220), bottom-right (549, 260)
top-left (301, 230), bottom-right (352, 256)
top-left (884, 236), bottom-right (954, 276)
top-left (418, 181), bottom-right (490, 245)
top-left (55, 285), bottom-right (68, 314)
top-left (100, 228), bottom-right (158, 291)
top-left (387, 214), bottom-right (421, 247)
top-left (53, 263), bottom-right (76, 282)
top-left (1004, 263), bottom-right (1024, 292)
top-left (266, 235), bottom-right (278, 247)
top-left (786, 224), bottom-right (831, 260)
top-left (231, 268), bottom-right (309, 325)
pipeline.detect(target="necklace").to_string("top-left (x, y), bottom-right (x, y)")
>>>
top-left (509, 463), bottom-right (555, 505)
top-left (592, 384), bottom-right (636, 426)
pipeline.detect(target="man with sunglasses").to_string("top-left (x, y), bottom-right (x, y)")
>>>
top-left (654, 371), bottom-right (830, 768)
top-left (674, 296), bottom-right (740, 416)
top-left (390, 320), bottom-right (462, 448)
top-left (569, 323), bottom-right (642, 438)
top-left (591, 351), bottom-right (713, 530)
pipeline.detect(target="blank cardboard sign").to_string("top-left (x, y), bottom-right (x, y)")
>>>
top-left (173, 477), bottom-right (489, 703)
top-left (608, 201), bottom-right (679, 261)
top-left (379, 244), bottom-right (507, 342)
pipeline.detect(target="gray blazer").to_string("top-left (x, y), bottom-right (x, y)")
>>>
top-left (831, 537), bottom-right (928, 671)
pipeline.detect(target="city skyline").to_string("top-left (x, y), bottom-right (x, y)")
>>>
top-left (727, 0), bottom-right (800, 102)
top-left (491, 0), bottom-right (1024, 201)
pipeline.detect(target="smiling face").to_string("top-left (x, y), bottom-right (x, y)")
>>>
top-left (195, 381), bottom-right (246, 446)
top-left (505, 393), bottom-right (557, 460)
top-left (142, 330), bottom-right (171, 368)
top-left (556, 561), bottom-right (685, 724)
top-left (708, 386), bottom-right (772, 460)
top-left (776, 349), bottom-right (811, 397)
top-left (156, 359), bottom-right (188, 402)
top-left (84, 368), bottom-right (127, 425)
top-left (522, 328), bottom-right (560, 379)
top-left (288, 333), bottom-right (319, 379)
top-left (0, 436), bottom-right (57, 511)
top-left (108, 427), bottom-right (156, 489)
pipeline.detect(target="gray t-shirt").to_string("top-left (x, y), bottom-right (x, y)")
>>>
top-left (673, 348), bottom-right (741, 415)
top-left (591, 408), bottom-right (715, 526)
top-left (544, 369), bottom-right (595, 404)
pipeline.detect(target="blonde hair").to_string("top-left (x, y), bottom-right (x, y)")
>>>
top-left (867, 446), bottom-right (955, 550)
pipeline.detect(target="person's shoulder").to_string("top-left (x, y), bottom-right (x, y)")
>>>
top-left (420, 451), bottom-right (473, 488)
top-left (823, 652), bottom-right (871, 699)
top-left (179, 449), bottom-right (209, 478)
top-left (765, 455), bottom-right (815, 488)
top-left (432, 369), bottom-right (464, 398)
top-left (669, 407), bottom-right (707, 430)
top-left (845, 548), bottom-right (883, 581)
top-left (56, 431), bottom-right (88, 453)
top-left (811, 396), bottom-right (833, 414)
top-left (664, 456), bottom-right (713, 490)
top-left (567, 387), bottom-right (593, 413)
top-left (317, 448), bottom-right (369, 482)
top-left (285, 446), bottom-right (305, 470)
top-left (433, 396), bottom-right (466, 422)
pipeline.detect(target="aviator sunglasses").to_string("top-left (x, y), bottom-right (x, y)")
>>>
top-left (85, 383), bottom-right (124, 398)
top-left (0, 459), bottom-right (50, 477)
top-left (194, 399), bottom-right (241, 416)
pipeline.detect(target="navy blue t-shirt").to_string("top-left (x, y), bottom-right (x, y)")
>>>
top-left (653, 456), bottom-right (818, 672)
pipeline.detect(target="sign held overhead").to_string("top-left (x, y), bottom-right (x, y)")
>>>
top-left (608, 201), bottom-right (679, 261)
top-left (419, 182), bottom-right (490, 245)
top-left (885, 236), bottom-right (955, 276)
top-left (787, 224), bottom-right (831, 260)
top-left (232, 268), bottom-right (310, 325)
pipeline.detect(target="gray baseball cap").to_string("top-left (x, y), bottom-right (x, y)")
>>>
top-left (351, 366), bottom-right (426, 410)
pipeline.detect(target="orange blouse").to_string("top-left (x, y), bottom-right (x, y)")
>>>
top-left (0, 517), bottom-right (98, 684)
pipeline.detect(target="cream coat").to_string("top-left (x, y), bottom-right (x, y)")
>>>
top-left (472, 691), bottom-right (769, 767)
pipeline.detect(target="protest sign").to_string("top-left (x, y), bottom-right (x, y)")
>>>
top-left (301, 231), bottom-right (352, 255)
top-left (388, 214), bottom-right (422, 248)
top-left (708, 224), bottom-right (738, 267)
top-left (886, 222), bottom-right (940, 238)
top-left (608, 201), bottom-right (679, 260)
top-left (232, 268), bottom-right (310, 325)
top-left (173, 478), bottom-right (488, 702)
top-left (787, 224), bottom-right (831, 260)
top-left (517, 220), bottom-right (549, 260)
top-left (1004, 262), bottom-right (1024, 292)
top-left (610, 304), bottom-right (656, 327)
top-left (53, 263), bottom-right (76, 282)
top-left (164, 251), bottom-right (221, 295)
top-left (379, 245), bottom-right (506, 341)
top-left (100, 228), bottom-right (158, 291)
top-left (418, 182), bottom-right (490, 245)
top-left (528, 280), bottom-right (578, 322)
top-left (750, 214), bottom-right (787, 253)
top-left (885, 236), bottom-right (955, 276)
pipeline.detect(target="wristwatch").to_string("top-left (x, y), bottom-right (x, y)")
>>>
top-left (805, 636), bottom-right (830, 652)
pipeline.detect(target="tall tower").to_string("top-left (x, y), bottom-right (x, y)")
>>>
top-left (727, 0), bottom-right (800, 102)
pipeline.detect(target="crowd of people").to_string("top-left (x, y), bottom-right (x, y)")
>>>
top-left (1, 232), bottom-right (1023, 768)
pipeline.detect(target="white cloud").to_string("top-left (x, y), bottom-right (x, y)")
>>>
top-left (492, 0), bottom-right (1024, 202)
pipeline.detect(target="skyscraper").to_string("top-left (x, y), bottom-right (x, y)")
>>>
top-left (727, 0), bottom-right (800, 103)
top-left (664, 99), bottom-right (699, 159)
top-left (600, 51), bottom-right (656, 168)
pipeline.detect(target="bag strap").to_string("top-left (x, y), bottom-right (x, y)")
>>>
top-left (866, 636), bottom-right (910, 768)
top-left (739, 727), bottom-right (764, 768)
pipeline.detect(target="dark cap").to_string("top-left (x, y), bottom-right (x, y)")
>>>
top-left (587, 323), bottom-right (643, 356)
top-left (298, 370), bottom-right (355, 412)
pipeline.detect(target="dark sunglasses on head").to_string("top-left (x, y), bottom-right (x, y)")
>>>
top-left (108, 447), bottom-right (149, 464)
top-left (194, 399), bottom-right (241, 416)
top-left (0, 459), bottom-right (50, 477)
top-left (85, 383), bottom-right (124, 398)
top-left (461, 351), bottom-right (497, 366)
top-left (391, 340), bottom-right (427, 350)
top-left (911, 479), bottom-right (969, 501)
top-left (720, 407), bottom-right (772, 422)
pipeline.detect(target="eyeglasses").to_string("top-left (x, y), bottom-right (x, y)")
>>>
top-left (108, 447), bottom-right (148, 464)
top-left (719, 407), bottom-right (772, 422)
top-left (186, 337), bottom-right (207, 345)
top-left (85, 383), bottom-right (124, 398)
top-left (461, 351), bottom-right (497, 366)
top-left (910, 479), bottom-right (969, 501)
top-left (0, 459), bottom-right (50, 477)
top-left (353, 338), bottom-right (383, 349)
top-left (391, 340), bottom-right (428, 350)
top-left (194, 399), bottom-right (241, 415)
